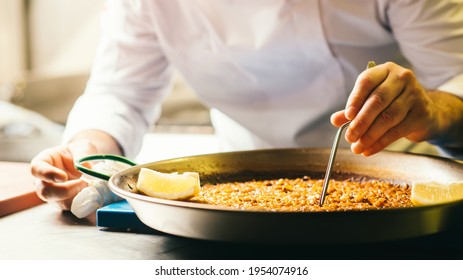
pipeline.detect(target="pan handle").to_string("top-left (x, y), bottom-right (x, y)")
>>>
top-left (75, 154), bottom-right (137, 181)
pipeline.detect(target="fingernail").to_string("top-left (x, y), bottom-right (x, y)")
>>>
top-left (351, 145), bottom-right (361, 155)
top-left (362, 149), bottom-right (374, 157)
top-left (352, 143), bottom-right (364, 154)
top-left (53, 175), bottom-right (65, 183)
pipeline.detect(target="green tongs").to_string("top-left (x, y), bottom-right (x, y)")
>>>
top-left (75, 154), bottom-right (137, 181)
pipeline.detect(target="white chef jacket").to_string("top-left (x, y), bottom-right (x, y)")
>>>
top-left (64, 0), bottom-right (463, 159)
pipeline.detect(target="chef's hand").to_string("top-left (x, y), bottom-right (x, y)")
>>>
top-left (30, 130), bottom-right (122, 210)
top-left (30, 140), bottom-right (96, 210)
top-left (331, 62), bottom-right (463, 156)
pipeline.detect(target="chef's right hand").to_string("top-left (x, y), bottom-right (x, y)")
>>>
top-left (30, 140), bottom-right (98, 211)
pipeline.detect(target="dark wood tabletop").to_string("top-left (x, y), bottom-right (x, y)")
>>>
top-left (0, 161), bottom-right (44, 217)
top-left (2, 201), bottom-right (463, 260)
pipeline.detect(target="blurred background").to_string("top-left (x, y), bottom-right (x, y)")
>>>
top-left (0, 0), bottom-right (212, 162)
top-left (1, 0), bottom-right (440, 163)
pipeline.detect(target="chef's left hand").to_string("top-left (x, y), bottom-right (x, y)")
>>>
top-left (331, 62), bottom-right (463, 156)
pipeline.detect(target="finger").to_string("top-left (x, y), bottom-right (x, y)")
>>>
top-left (35, 178), bottom-right (88, 203)
top-left (362, 107), bottom-right (427, 156)
top-left (31, 147), bottom-right (73, 182)
top-left (345, 68), bottom-right (407, 143)
top-left (31, 160), bottom-right (68, 183)
top-left (60, 141), bottom-right (97, 178)
top-left (344, 65), bottom-right (389, 120)
top-left (32, 141), bottom-right (98, 182)
top-left (67, 140), bottom-right (99, 169)
top-left (330, 110), bottom-right (349, 127)
top-left (358, 117), bottom-right (417, 156)
top-left (350, 93), bottom-right (409, 154)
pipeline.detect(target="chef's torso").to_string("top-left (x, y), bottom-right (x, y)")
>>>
top-left (144, 0), bottom-right (405, 150)
top-left (63, 0), bottom-right (463, 158)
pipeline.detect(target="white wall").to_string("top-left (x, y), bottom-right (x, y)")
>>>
top-left (13, 0), bottom-right (106, 124)
top-left (5, 0), bottom-right (208, 127)
top-left (0, 0), bottom-right (26, 100)
top-left (28, 0), bottom-right (104, 78)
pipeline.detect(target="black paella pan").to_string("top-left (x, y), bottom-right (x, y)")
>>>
top-left (106, 148), bottom-right (463, 244)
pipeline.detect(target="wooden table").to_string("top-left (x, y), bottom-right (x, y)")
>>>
top-left (0, 161), bottom-right (44, 217)
top-left (2, 201), bottom-right (463, 260)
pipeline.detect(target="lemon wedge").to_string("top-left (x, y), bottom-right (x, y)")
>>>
top-left (136, 168), bottom-right (200, 200)
top-left (411, 181), bottom-right (463, 206)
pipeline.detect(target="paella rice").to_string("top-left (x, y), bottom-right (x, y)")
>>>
top-left (188, 176), bottom-right (412, 211)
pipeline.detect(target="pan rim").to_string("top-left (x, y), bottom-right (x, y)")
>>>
top-left (108, 147), bottom-right (463, 214)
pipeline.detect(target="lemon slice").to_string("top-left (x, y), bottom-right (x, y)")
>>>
top-left (136, 168), bottom-right (200, 200)
top-left (411, 181), bottom-right (463, 206)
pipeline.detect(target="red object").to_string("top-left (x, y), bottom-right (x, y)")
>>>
top-left (0, 162), bottom-right (44, 217)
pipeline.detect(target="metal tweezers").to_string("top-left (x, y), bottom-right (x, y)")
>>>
top-left (319, 120), bottom-right (351, 206)
top-left (319, 61), bottom-right (376, 206)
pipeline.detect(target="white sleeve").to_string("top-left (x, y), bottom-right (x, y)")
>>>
top-left (63, 0), bottom-right (172, 159)
top-left (385, 0), bottom-right (463, 157)
top-left (438, 73), bottom-right (463, 98)
top-left (386, 0), bottom-right (463, 96)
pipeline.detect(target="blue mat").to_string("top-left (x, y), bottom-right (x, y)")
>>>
top-left (96, 200), bottom-right (155, 232)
